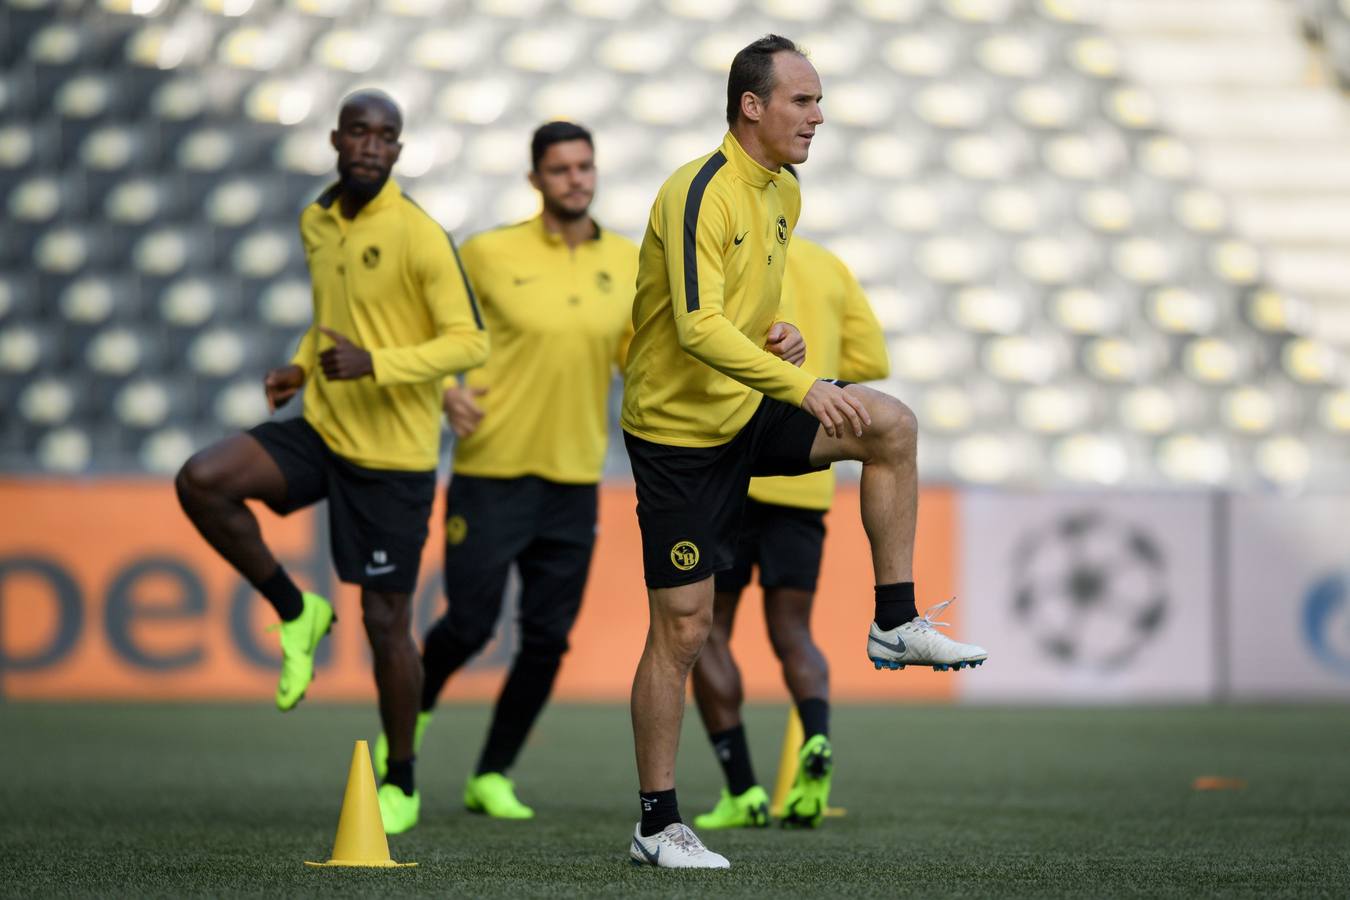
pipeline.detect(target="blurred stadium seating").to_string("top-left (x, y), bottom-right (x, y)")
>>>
top-left (1, 0), bottom-right (1347, 487)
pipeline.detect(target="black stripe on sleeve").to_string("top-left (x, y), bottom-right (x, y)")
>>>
top-left (446, 233), bottom-right (484, 330)
top-left (682, 151), bottom-right (727, 313)
top-left (402, 195), bottom-right (485, 331)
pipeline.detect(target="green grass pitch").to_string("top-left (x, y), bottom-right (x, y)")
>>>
top-left (2, 702), bottom-right (1347, 897)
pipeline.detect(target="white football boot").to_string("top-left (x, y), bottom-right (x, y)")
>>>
top-left (867, 599), bottom-right (988, 671)
top-left (629, 822), bottom-right (730, 869)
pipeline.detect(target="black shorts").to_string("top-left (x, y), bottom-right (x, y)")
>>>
top-left (250, 417), bottom-right (435, 594)
top-left (714, 497), bottom-right (827, 595)
top-left (624, 393), bottom-right (831, 589)
top-left (440, 474), bottom-right (597, 653)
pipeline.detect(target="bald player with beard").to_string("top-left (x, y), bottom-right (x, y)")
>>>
top-left (176, 90), bottom-right (488, 836)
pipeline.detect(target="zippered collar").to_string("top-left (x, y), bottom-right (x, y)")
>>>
top-left (720, 131), bottom-right (785, 190)
top-left (315, 177), bottom-right (403, 221)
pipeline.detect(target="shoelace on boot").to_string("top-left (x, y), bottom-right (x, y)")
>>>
top-left (666, 824), bottom-right (708, 853)
top-left (911, 598), bottom-right (956, 632)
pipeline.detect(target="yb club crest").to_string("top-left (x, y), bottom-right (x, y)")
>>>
top-left (670, 541), bottom-right (700, 571)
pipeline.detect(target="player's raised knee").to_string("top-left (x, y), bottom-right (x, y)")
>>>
top-left (846, 386), bottom-right (917, 457)
top-left (175, 451), bottom-right (220, 502)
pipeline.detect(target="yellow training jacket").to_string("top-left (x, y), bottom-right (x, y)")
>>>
top-left (748, 237), bottom-right (890, 511)
top-left (621, 132), bottom-right (818, 447)
top-left (451, 216), bottom-right (639, 484)
top-left (291, 178), bottom-right (488, 471)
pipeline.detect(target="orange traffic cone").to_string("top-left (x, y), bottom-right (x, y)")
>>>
top-left (305, 740), bottom-right (417, 868)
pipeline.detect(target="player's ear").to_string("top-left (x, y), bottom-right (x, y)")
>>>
top-left (330, 129), bottom-right (340, 152)
top-left (527, 169), bottom-right (541, 192)
top-left (740, 91), bottom-right (762, 124)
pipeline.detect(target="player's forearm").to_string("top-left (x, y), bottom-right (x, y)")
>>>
top-left (371, 329), bottom-right (490, 386)
top-left (676, 311), bottom-right (816, 405)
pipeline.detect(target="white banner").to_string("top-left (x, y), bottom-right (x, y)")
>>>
top-left (1228, 494), bottom-right (1350, 699)
top-left (958, 493), bottom-right (1215, 703)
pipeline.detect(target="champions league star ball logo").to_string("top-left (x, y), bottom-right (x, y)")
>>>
top-left (1011, 512), bottom-right (1168, 672)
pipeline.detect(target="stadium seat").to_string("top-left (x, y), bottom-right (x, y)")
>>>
top-left (0, 0), bottom-right (1336, 488)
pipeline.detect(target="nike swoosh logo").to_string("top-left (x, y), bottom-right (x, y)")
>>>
top-left (632, 838), bottom-right (660, 865)
top-left (365, 563), bottom-right (397, 576)
top-left (869, 633), bottom-right (907, 654)
top-left (513, 276), bottom-right (537, 286)
top-left (733, 232), bottom-right (747, 245)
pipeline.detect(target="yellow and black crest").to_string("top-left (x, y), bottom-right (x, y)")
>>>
top-left (362, 246), bottom-right (381, 269)
top-left (445, 514), bottom-right (468, 546)
top-left (775, 215), bottom-right (788, 245)
top-left (670, 540), bottom-right (700, 571)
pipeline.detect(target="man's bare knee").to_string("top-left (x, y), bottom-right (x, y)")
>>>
top-left (767, 617), bottom-right (811, 661)
top-left (175, 452), bottom-right (230, 509)
top-left (362, 592), bottom-right (412, 652)
top-left (856, 391), bottom-right (917, 464)
top-left (655, 605), bottom-right (713, 670)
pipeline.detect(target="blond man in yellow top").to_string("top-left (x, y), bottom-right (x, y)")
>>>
top-left (623, 37), bottom-right (988, 869)
top-left (369, 122), bottom-right (638, 821)
top-left (175, 92), bottom-right (487, 836)
top-left (690, 216), bottom-right (889, 831)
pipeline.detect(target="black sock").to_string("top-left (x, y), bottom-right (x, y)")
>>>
top-left (385, 757), bottom-right (415, 796)
top-left (709, 725), bottom-right (758, 796)
top-left (420, 619), bottom-right (480, 711)
top-left (639, 788), bottom-right (681, 837)
top-left (475, 651), bottom-right (563, 776)
top-left (874, 582), bottom-right (917, 630)
top-left (253, 566), bottom-right (303, 622)
top-left (797, 697), bottom-right (830, 740)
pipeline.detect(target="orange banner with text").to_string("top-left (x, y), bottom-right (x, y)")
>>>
top-left (0, 481), bottom-right (957, 702)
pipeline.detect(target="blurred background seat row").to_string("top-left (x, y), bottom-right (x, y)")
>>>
top-left (1, 0), bottom-right (1347, 488)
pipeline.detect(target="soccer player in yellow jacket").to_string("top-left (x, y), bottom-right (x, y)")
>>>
top-left (691, 228), bottom-right (889, 831)
top-left (369, 122), bottom-right (638, 820)
top-left (175, 91), bottom-right (487, 836)
top-left (624, 37), bottom-right (988, 868)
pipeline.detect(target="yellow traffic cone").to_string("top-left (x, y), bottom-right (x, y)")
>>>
top-left (770, 706), bottom-right (805, 818)
top-left (770, 707), bottom-right (846, 819)
top-left (305, 740), bottom-right (417, 868)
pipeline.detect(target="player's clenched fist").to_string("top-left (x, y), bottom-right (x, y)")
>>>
top-left (765, 321), bottom-right (806, 367)
top-left (442, 385), bottom-right (488, 438)
top-left (318, 327), bottom-right (374, 380)
top-left (801, 379), bottom-right (872, 439)
top-left (263, 364), bottom-right (305, 412)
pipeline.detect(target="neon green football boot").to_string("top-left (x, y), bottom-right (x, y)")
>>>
top-left (377, 782), bottom-right (421, 835)
top-left (464, 772), bottom-right (534, 819)
top-left (374, 711), bottom-right (433, 780)
top-left (270, 592), bottom-right (334, 712)
top-left (781, 734), bottom-right (833, 828)
top-left (693, 785), bottom-right (771, 830)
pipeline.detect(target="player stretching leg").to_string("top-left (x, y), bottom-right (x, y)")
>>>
top-left (371, 122), bottom-right (639, 819)
top-left (692, 228), bottom-right (890, 831)
top-left (175, 92), bottom-right (488, 835)
top-left (623, 36), bottom-right (987, 868)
